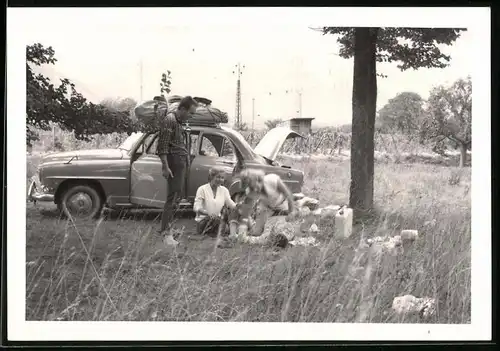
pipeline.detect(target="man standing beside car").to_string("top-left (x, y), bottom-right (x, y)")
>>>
top-left (157, 96), bottom-right (198, 246)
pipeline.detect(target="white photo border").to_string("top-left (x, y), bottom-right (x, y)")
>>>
top-left (7, 6), bottom-right (491, 342)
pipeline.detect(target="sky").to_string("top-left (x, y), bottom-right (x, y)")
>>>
top-left (25, 10), bottom-right (473, 129)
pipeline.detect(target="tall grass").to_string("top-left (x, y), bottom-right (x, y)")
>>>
top-left (26, 158), bottom-right (471, 323)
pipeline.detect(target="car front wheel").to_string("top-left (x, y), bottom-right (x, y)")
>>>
top-left (59, 184), bottom-right (103, 220)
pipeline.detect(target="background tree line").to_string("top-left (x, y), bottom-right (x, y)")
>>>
top-left (375, 76), bottom-right (471, 167)
top-left (26, 44), bottom-right (137, 147)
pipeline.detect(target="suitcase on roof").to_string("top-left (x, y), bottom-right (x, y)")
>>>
top-left (168, 96), bottom-right (229, 126)
top-left (134, 95), bottom-right (229, 132)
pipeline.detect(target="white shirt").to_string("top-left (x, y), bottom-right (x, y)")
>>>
top-left (193, 183), bottom-right (235, 222)
top-left (260, 173), bottom-right (287, 211)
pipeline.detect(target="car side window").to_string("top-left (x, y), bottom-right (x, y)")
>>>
top-left (200, 133), bottom-right (237, 162)
top-left (145, 131), bottom-right (199, 156)
top-left (200, 134), bottom-right (222, 157)
top-left (135, 133), bottom-right (157, 155)
top-left (190, 132), bottom-right (200, 156)
top-left (146, 134), bottom-right (159, 155)
top-left (221, 138), bottom-right (237, 162)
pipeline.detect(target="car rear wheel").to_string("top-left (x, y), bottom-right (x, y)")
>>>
top-left (232, 192), bottom-right (244, 203)
top-left (59, 184), bottom-right (103, 220)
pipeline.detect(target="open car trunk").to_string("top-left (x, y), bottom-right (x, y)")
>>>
top-left (254, 126), bottom-right (303, 161)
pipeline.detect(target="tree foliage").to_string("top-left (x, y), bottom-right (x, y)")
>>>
top-left (26, 43), bottom-right (136, 146)
top-left (264, 118), bottom-right (284, 130)
top-left (377, 92), bottom-right (425, 135)
top-left (321, 28), bottom-right (464, 71)
top-left (100, 97), bottom-right (138, 113)
top-left (160, 71), bottom-right (172, 97)
top-left (319, 27), bottom-right (465, 216)
top-left (422, 76), bottom-right (472, 167)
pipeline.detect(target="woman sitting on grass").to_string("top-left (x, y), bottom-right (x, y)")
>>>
top-left (193, 167), bottom-right (237, 237)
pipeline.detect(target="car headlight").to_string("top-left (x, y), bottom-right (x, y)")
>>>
top-left (32, 171), bottom-right (42, 189)
top-left (34, 166), bottom-right (46, 191)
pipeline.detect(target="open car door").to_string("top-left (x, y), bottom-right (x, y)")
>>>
top-left (129, 133), bottom-right (166, 208)
top-left (130, 132), bottom-right (197, 208)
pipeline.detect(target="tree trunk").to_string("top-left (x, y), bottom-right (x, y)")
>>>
top-left (349, 27), bottom-right (379, 218)
top-left (459, 143), bottom-right (467, 167)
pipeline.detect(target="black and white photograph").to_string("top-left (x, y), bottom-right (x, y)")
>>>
top-left (6, 6), bottom-right (491, 342)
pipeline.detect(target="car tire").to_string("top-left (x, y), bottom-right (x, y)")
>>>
top-left (232, 192), bottom-right (244, 203)
top-left (59, 184), bottom-right (103, 220)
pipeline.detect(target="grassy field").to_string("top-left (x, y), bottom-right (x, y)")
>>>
top-left (25, 157), bottom-right (471, 323)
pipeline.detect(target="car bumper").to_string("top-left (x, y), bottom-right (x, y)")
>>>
top-left (27, 180), bottom-right (55, 202)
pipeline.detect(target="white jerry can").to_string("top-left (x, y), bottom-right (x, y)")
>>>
top-left (334, 206), bottom-right (353, 239)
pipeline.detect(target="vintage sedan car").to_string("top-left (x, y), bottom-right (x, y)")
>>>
top-left (28, 124), bottom-right (305, 219)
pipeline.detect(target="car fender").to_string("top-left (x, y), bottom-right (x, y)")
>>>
top-left (228, 179), bottom-right (244, 197)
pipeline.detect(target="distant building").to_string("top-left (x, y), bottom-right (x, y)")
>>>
top-left (287, 117), bottom-right (315, 134)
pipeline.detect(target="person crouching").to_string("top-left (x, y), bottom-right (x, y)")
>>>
top-left (226, 187), bottom-right (259, 238)
top-left (193, 167), bottom-right (237, 237)
top-left (238, 169), bottom-right (299, 237)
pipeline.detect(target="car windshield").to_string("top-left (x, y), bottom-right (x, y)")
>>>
top-left (118, 132), bottom-right (144, 151)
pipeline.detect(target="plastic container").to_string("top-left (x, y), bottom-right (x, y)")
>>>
top-left (334, 206), bottom-right (353, 239)
top-left (400, 229), bottom-right (419, 242)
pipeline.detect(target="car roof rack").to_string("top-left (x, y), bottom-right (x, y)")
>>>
top-left (183, 120), bottom-right (222, 128)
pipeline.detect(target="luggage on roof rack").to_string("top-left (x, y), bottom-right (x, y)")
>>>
top-left (193, 96), bottom-right (212, 106)
top-left (133, 99), bottom-right (168, 132)
top-left (134, 95), bottom-right (228, 132)
top-left (166, 95), bottom-right (212, 107)
top-left (168, 96), bottom-right (229, 126)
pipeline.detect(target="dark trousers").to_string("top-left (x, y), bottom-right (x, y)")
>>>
top-left (161, 154), bottom-right (187, 232)
top-left (197, 208), bottom-right (232, 237)
top-left (197, 217), bottom-right (221, 237)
